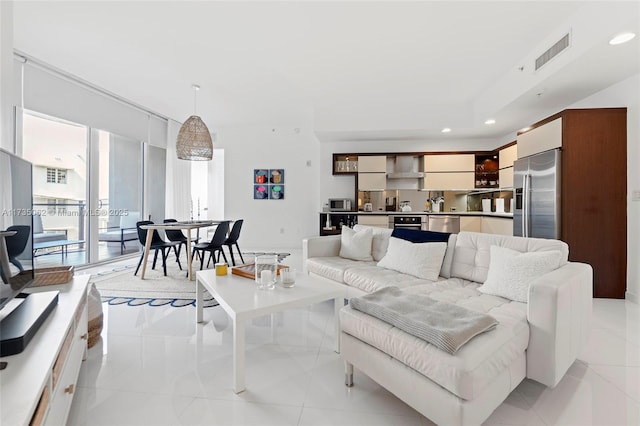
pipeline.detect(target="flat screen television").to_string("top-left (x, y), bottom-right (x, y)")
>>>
top-left (0, 148), bottom-right (58, 358)
top-left (0, 148), bottom-right (35, 306)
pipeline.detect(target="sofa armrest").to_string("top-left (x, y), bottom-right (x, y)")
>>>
top-left (302, 235), bottom-right (341, 273)
top-left (526, 262), bottom-right (593, 387)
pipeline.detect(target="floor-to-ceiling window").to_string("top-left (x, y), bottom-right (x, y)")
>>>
top-left (22, 111), bottom-right (88, 267)
top-left (96, 130), bottom-right (143, 262)
top-left (21, 110), bottom-right (146, 267)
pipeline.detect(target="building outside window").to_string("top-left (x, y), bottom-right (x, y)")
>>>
top-left (46, 167), bottom-right (68, 184)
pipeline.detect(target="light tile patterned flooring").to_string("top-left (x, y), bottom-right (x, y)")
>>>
top-left (68, 252), bottom-right (640, 425)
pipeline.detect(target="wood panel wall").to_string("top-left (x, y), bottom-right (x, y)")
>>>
top-left (560, 108), bottom-right (627, 298)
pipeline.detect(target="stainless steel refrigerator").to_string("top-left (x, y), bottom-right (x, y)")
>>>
top-left (513, 149), bottom-right (561, 239)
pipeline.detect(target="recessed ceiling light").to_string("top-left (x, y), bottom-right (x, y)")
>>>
top-left (484, 119), bottom-right (496, 125)
top-left (520, 126), bottom-right (531, 133)
top-left (609, 32), bottom-right (636, 45)
top-left (441, 128), bottom-right (451, 133)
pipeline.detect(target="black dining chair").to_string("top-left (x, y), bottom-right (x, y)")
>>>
top-left (223, 219), bottom-right (245, 266)
top-left (192, 221), bottom-right (230, 270)
top-left (5, 225), bottom-right (31, 272)
top-left (134, 221), bottom-right (182, 276)
top-left (163, 219), bottom-right (200, 262)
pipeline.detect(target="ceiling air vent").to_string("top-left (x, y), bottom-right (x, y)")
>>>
top-left (535, 33), bottom-right (570, 71)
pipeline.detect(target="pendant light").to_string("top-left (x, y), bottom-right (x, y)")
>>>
top-left (176, 84), bottom-right (213, 161)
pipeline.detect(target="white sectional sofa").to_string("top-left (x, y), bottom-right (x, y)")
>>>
top-left (303, 226), bottom-right (592, 426)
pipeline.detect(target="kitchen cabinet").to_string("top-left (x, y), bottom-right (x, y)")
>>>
top-left (358, 172), bottom-right (386, 191)
top-left (357, 155), bottom-right (386, 191)
top-left (357, 215), bottom-right (389, 228)
top-left (332, 154), bottom-right (358, 174)
top-left (423, 154), bottom-right (475, 190)
top-left (499, 144), bottom-right (518, 168)
top-left (517, 117), bottom-right (562, 159)
top-left (481, 217), bottom-right (513, 236)
top-left (497, 143), bottom-right (517, 189)
top-left (424, 154), bottom-right (474, 172)
top-left (460, 216), bottom-right (482, 232)
top-left (358, 155), bottom-right (386, 172)
top-left (423, 172), bottom-right (474, 190)
top-left (319, 213), bottom-right (357, 236)
top-left (519, 108), bottom-right (627, 298)
top-left (474, 154), bottom-right (499, 189)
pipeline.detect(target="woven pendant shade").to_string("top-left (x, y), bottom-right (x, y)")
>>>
top-left (176, 115), bottom-right (213, 161)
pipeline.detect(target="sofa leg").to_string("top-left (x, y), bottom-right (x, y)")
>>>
top-left (345, 361), bottom-right (354, 387)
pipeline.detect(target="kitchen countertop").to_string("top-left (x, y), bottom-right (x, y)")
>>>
top-left (321, 211), bottom-right (514, 218)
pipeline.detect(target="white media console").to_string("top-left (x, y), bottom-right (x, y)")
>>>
top-left (0, 275), bottom-right (90, 425)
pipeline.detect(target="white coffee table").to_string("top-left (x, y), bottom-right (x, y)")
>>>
top-left (195, 269), bottom-right (346, 393)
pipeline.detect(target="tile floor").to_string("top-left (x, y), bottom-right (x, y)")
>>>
top-left (68, 253), bottom-right (640, 425)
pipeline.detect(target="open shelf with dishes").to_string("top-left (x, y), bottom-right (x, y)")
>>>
top-left (474, 154), bottom-right (499, 189)
top-left (332, 154), bottom-right (358, 174)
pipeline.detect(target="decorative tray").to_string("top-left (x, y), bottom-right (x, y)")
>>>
top-left (31, 266), bottom-right (75, 287)
top-left (231, 263), bottom-right (288, 280)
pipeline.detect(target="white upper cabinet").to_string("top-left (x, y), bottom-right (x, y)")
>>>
top-left (499, 144), bottom-right (518, 168)
top-left (517, 117), bottom-right (562, 159)
top-left (424, 154), bottom-right (475, 172)
top-left (357, 155), bottom-right (386, 172)
top-left (423, 172), bottom-right (475, 190)
top-left (358, 172), bottom-right (386, 191)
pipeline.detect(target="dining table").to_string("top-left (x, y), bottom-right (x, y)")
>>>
top-left (139, 220), bottom-right (228, 281)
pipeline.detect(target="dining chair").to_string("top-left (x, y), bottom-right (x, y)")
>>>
top-left (223, 219), bottom-right (245, 266)
top-left (134, 221), bottom-right (182, 276)
top-left (5, 225), bottom-right (31, 272)
top-left (191, 221), bottom-right (230, 270)
top-left (163, 219), bottom-right (200, 261)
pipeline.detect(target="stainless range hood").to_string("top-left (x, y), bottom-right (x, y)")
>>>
top-left (387, 156), bottom-right (424, 179)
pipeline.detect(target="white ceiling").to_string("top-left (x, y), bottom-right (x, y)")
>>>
top-left (11, 1), bottom-right (640, 142)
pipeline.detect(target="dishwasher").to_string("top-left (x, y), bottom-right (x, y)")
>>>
top-left (428, 215), bottom-right (460, 233)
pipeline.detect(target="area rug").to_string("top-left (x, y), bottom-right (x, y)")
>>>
top-left (91, 261), bottom-right (219, 308)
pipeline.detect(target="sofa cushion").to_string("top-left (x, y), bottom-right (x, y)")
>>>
top-left (343, 264), bottom-right (436, 293)
top-left (340, 278), bottom-right (529, 401)
top-left (450, 231), bottom-right (569, 284)
top-left (339, 226), bottom-right (373, 261)
top-left (307, 256), bottom-right (374, 283)
top-left (377, 237), bottom-right (447, 281)
top-left (478, 245), bottom-right (562, 302)
top-left (353, 225), bottom-right (392, 261)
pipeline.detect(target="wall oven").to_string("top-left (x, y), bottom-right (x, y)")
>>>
top-left (389, 215), bottom-right (427, 230)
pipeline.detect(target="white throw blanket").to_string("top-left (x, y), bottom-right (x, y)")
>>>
top-left (350, 287), bottom-right (498, 354)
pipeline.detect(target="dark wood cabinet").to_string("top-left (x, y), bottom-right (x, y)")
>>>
top-left (524, 108), bottom-right (627, 298)
top-left (319, 213), bottom-right (357, 236)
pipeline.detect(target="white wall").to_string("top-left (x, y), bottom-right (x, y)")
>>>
top-left (0, 1), bottom-right (14, 152)
top-left (216, 124), bottom-right (320, 249)
top-left (566, 73), bottom-right (640, 302)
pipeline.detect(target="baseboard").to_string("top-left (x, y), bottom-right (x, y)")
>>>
top-left (625, 290), bottom-right (639, 304)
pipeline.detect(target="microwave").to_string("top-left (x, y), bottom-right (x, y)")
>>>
top-left (328, 198), bottom-right (352, 211)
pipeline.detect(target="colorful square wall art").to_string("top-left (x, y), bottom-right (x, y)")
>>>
top-left (253, 169), bottom-right (285, 200)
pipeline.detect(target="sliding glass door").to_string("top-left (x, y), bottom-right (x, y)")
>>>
top-left (20, 109), bottom-right (147, 266)
top-left (21, 111), bottom-right (88, 267)
top-left (95, 130), bottom-right (143, 262)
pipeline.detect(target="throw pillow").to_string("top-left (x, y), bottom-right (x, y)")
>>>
top-left (339, 226), bottom-right (373, 261)
top-left (377, 237), bottom-right (447, 281)
top-left (354, 224), bottom-right (393, 261)
top-left (391, 228), bottom-right (450, 243)
top-left (478, 245), bottom-right (562, 303)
